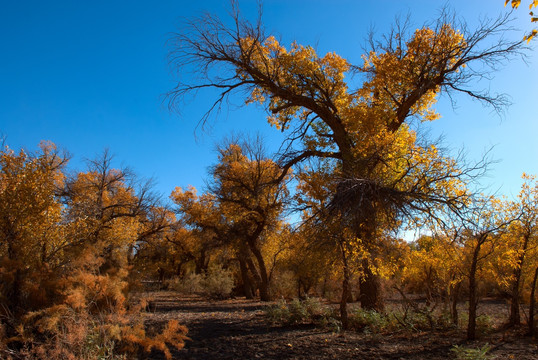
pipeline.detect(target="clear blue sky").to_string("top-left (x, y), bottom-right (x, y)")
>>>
top-left (1, 1), bottom-right (536, 202)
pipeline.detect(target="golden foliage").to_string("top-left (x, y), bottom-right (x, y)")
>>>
top-left (0, 142), bottom-right (188, 359)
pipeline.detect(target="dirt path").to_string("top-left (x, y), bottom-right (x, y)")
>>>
top-left (144, 292), bottom-right (538, 360)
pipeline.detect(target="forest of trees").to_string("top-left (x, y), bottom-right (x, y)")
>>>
top-left (0, 3), bottom-right (536, 359)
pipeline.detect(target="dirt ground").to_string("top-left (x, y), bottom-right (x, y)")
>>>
top-left (143, 292), bottom-right (538, 360)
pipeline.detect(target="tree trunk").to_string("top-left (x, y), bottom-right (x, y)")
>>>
top-left (195, 249), bottom-right (208, 274)
top-left (528, 266), bottom-right (538, 336)
top-left (467, 244), bottom-right (481, 340)
top-left (238, 256), bottom-right (255, 299)
top-left (359, 258), bottom-right (384, 311)
top-left (176, 261), bottom-right (184, 276)
top-left (248, 239), bottom-right (271, 301)
top-left (321, 273), bottom-right (329, 298)
top-left (6, 235), bottom-right (23, 315)
top-left (340, 261), bottom-right (351, 330)
top-left (451, 282), bottom-right (461, 326)
top-left (245, 252), bottom-right (262, 296)
top-left (509, 265), bottom-right (523, 326)
top-left (509, 233), bottom-right (530, 326)
top-left (158, 267), bottom-right (166, 284)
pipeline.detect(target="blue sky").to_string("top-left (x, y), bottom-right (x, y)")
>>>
top-left (1, 1), bottom-right (536, 203)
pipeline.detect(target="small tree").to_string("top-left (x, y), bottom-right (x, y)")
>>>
top-left (209, 137), bottom-right (290, 301)
top-left (506, 174), bottom-right (538, 326)
top-left (439, 195), bottom-right (514, 340)
top-left (172, 137), bottom-right (289, 301)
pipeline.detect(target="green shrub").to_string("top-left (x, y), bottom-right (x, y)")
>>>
top-left (288, 299), bottom-right (309, 324)
top-left (475, 315), bottom-right (494, 334)
top-left (404, 310), bottom-right (431, 330)
top-left (302, 297), bottom-right (324, 318)
top-left (389, 307), bottom-right (456, 331)
top-left (349, 309), bottom-right (388, 333)
top-left (202, 265), bottom-right (235, 299)
top-left (265, 299), bottom-right (291, 324)
top-left (436, 310), bottom-right (455, 329)
top-left (317, 315), bottom-right (342, 333)
top-left (265, 297), bottom-right (328, 325)
top-left (450, 343), bottom-right (492, 360)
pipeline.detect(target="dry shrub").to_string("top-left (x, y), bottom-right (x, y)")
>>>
top-left (0, 246), bottom-right (188, 359)
top-left (0, 143), bottom-right (189, 359)
top-left (167, 273), bottom-right (204, 294)
top-left (202, 265), bottom-right (234, 299)
top-left (269, 270), bottom-right (297, 299)
top-left (168, 265), bottom-right (235, 299)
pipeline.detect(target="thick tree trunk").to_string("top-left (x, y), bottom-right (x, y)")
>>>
top-left (243, 251), bottom-right (265, 300)
top-left (248, 239), bottom-right (271, 301)
top-left (238, 256), bottom-right (255, 299)
top-left (7, 269), bottom-right (23, 315)
top-left (359, 258), bottom-right (384, 311)
top-left (195, 249), bottom-right (209, 274)
top-left (528, 266), bottom-right (538, 336)
top-left (297, 279), bottom-right (311, 299)
top-left (468, 277), bottom-right (478, 340)
top-left (158, 267), bottom-right (166, 284)
top-left (176, 261), bottom-right (184, 276)
top-left (303, 281), bottom-right (312, 298)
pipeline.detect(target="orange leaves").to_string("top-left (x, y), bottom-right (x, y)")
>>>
top-left (506, 0), bottom-right (522, 8)
top-left (211, 142), bottom-right (287, 225)
top-left (361, 25), bottom-right (464, 129)
top-left (240, 35), bottom-right (350, 133)
top-left (0, 143), bottom-right (68, 312)
top-left (120, 319), bottom-right (188, 360)
top-left (504, 0), bottom-right (538, 41)
top-left (0, 142), bottom-right (188, 358)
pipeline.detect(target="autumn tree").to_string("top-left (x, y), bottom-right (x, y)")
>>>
top-left (0, 143), bottom-right (188, 358)
top-left (58, 150), bottom-right (188, 358)
top-left (0, 142), bottom-right (68, 315)
top-left (282, 221), bottom-right (337, 299)
top-left (209, 137), bottom-right (289, 300)
top-left (402, 234), bottom-right (465, 324)
top-left (62, 151), bottom-right (158, 281)
top-left (131, 208), bottom-right (185, 284)
top-left (168, 7), bottom-right (523, 310)
top-left (495, 174), bottom-right (538, 327)
top-left (294, 157), bottom-right (360, 328)
top-left (438, 195), bottom-right (514, 340)
top-left (173, 184), bottom-right (255, 295)
top-left (172, 136), bottom-right (289, 301)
